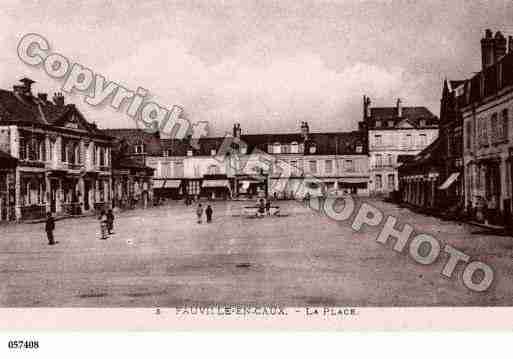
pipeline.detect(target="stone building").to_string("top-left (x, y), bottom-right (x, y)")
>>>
top-left (102, 129), bottom-right (157, 208)
top-left (462, 29), bottom-right (513, 226)
top-left (398, 79), bottom-right (466, 215)
top-left (359, 96), bottom-right (439, 196)
top-left (0, 78), bottom-right (113, 221)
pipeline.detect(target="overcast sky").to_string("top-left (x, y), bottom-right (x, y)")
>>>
top-left (1, 0), bottom-right (513, 135)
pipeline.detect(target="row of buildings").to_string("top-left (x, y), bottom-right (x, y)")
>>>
top-left (398, 29), bottom-right (513, 227)
top-left (0, 77), bottom-right (439, 222)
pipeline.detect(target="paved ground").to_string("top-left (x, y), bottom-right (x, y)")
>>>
top-left (1, 199), bottom-right (513, 307)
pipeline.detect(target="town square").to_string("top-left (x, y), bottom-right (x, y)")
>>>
top-left (2, 1), bottom-right (513, 311)
top-left (1, 198), bottom-right (512, 307)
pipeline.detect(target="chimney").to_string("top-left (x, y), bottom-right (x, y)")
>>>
top-left (13, 78), bottom-right (35, 97)
top-left (494, 31), bottom-right (507, 61)
top-left (396, 98), bottom-right (402, 117)
top-left (363, 95), bottom-right (372, 119)
top-left (37, 93), bottom-right (48, 102)
top-left (481, 29), bottom-right (495, 68)
top-left (300, 121), bottom-right (309, 140)
top-left (233, 123), bottom-right (241, 138)
top-left (363, 95), bottom-right (367, 119)
top-left (53, 92), bottom-right (65, 107)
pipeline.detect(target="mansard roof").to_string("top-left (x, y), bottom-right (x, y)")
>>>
top-left (105, 128), bottom-right (368, 157)
top-left (0, 88), bottom-right (108, 138)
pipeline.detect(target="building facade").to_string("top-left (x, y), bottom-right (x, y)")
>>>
top-left (360, 96), bottom-right (439, 195)
top-left (0, 150), bottom-right (17, 221)
top-left (117, 122), bottom-right (369, 201)
top-left (108, 132), bottom-right (155, 209)
top-left (462, 29), bottom-right (513, 226)
top-left (398, 79), bottom-right (465, 215)
top-left (0, 79), bottom-right (113, 221)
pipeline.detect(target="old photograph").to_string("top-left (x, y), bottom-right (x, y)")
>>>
top-left (1, 0), bottom-right (513, 316)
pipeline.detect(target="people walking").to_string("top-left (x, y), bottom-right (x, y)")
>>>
top-left (107, 209), bottom-right (115, 235)
top-left (45, 212), bottom-right (56, 245)
top-left (205, 204), bottom-right (213, 223)
top-left (99, 210), bottom-right (108, 239)
top-left (196, 203), bottom-right (204, 224)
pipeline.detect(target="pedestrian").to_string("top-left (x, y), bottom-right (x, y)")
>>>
top-left (205, 204), bottom-right (213, 223)
top-left (106, 209), bottom-right (115, 235)
top-left (258, 198), bottom-right (265, 217)
top-left (45, 212), bottom-right (56, 245)
top-left (99, 210), bottom-right (108, 239)
top-left (196, 203), bottom-right (204, 224)
top-left (265, 198), bottom-right (271, 216)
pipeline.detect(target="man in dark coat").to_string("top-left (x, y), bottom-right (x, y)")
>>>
top-left (106, 209), bottom-right (115, 234)
top-left (45, 212), bottom-right (56, 245)
top-left (205, 204), bottom-right (213, 223)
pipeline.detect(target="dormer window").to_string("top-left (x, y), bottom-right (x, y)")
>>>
top-left (309, 144), bottom-right (317, 154)
top-left (273, 142), bottom-right (281, 154)
top-left (291, 141), bottom-right (299, 153)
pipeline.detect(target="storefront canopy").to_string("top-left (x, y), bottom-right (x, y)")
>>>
top-left (163, 180), bottom-right (181, 188)
top-left (202, 179), bottom-right (230, 188)
top-left (153, 179), bottom-right (181, 189)
top-left (338, 178), bottom-right (368, 184)
top-left (438, 172), bottom-right (459, 190)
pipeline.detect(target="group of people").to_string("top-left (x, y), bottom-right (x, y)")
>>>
top-left (196, 203), bottom-right (213, 224)
top-left (44, 209), bottom-right (115, 245)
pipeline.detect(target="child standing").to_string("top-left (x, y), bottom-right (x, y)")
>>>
top-left (107, 209), bottom-right (115, 235)
top-left (99, 210), bottom-right (108, 239)
top-left (196, 203), bottom-right (203, 224)
top-left (45, 212), bottom-right (56, 245)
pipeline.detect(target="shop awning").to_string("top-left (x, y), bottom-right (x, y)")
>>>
top-left (163, 180), bottom-right (181, 188)
top-left (153, 179), bottom-right (165, 188)
top-left (202, 179), bottom-right (230, 188)
top-left (438, 172), bottom-right (459, 190)
top-left (338, 178), bottom-right (368, 184)
top-left (153, 179), bottom-right (181, 189)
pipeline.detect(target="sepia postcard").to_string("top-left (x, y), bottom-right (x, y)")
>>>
top-left (2, 0), bottom-right (513, 333)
